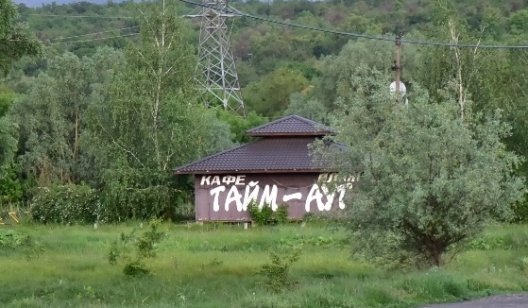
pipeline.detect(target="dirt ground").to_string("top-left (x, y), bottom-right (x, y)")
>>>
top-left (422, 294), bottom-right (528, 308)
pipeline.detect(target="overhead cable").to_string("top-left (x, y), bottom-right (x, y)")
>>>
top-left (50, 32), bottom-right (140, 45)
top-left (50, 26), bottom-right (139, 42)
top-left (24, 13), bottom-right (133, 19)
top-left (178, 0), bottom-right (528, 49)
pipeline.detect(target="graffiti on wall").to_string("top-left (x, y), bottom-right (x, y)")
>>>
top-left (199, 174), bottom-right (354, 213)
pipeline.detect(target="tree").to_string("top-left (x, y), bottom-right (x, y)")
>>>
top-left (0, 0), bottom-right (40, 205)
top-left (0, 87), bottom-right (16, 168)
top-left (284, 92), bottom-right (328, 123)
top-left (0, 0), bottom-right (40, 75)
top-left (10, 48), bottom-right (123, 187)
top-left (244, 67), bottom-right (309, 117)
top-left (318, 66), bottom-right (525, 266)
top-left (84, 1), bottom-right (232, 220)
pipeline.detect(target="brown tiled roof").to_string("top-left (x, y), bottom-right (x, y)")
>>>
top-left (247, 115), bottom-right (334, 137)
top-left (174, 137), bottom-right (329, 174)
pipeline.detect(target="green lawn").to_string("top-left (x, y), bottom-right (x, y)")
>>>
top-left (1, 222), bottom-right (528, 307)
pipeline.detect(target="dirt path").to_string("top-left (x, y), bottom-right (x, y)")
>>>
top-left (422, 294), bottom-right (528, 308)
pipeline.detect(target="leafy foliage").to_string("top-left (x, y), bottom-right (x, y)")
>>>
top-left (317, 65), bottom-right (525, 266)
top-left (0, 0), bottom-right (40, 75)
top-left (0, 229), bottom-right (31, 248)
top-left (244, 67), bottom-right (309, 117)
top-left (108, 220), bottom-right (165, 276)
top-left (29, 184), bottom-right (99, 224)
top-left (0, 229), bottom-right (43, 260)
top-left (248, 202), bottom-right (289, 225)
top-left (259, 248), bottom-right (301, 293)
top-left (3, 0), bottom-right (528, 228)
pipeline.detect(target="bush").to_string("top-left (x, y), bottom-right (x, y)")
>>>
top-left (259, 248), bottom-right (301, 292)
top-left (100, 183), bottom-right (190, 222)
top-left (0, 229), bottom-right (31, 248)
top-left (248, 202), bottom-right (289, 225)
top-left (275, 204), bottom-right (289, 224)
top-left (0, 229), bottom-right (43, 260)
top-left (512, 200), bottom-right (528, 223)
top-left (30, 182), bottom-right (193, 224)
top-left (30, 184), bottom-right (99, 224)
top-left (108, 220), bottom-right (165, 276)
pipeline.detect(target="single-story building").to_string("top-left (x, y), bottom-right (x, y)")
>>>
top-left (174, 114), bottom-right (353, 221)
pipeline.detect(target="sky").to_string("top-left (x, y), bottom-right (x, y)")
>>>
top-left (14, 0), bottom-right (114, 7)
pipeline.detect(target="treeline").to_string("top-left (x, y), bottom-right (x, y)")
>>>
top-left (2, 0), bottom-right (528, 223)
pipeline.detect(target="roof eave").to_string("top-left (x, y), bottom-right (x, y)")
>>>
top-left (174, 168), bottom-right (335, 175)
top-left (247, 131), bottom-right (334, 137)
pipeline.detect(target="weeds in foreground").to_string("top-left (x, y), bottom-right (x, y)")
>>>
top-left (259, 248), bottom-right (301, 293)
top-left (0, 229), bottom-right (43, 260)
top-left (248, 202), bottom-right (289, 225)
top-left (108, 220), bottom-right (164, 276)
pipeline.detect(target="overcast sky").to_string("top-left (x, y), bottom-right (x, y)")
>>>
top-left (14, 0), bottom-right (111, 7)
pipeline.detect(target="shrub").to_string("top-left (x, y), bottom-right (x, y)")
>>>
top-left (108, 220), bottom-right (165, 276)
top-left (30, 184), bottom-right (99, 224)
top-left (512, 200), bottom-right (528, 223)
top-left (275, 204), bottom-right (289, 224)
top-left (248, 202), bottom-right (290, 225)
top-left (100, 184), bottom-right (190, 222)
top-left (0, 229), bottom-right (31, 248)
top-left (0, 229), bottom-right (43, 260)
top-left (259, 248), bottom-right (301, 292)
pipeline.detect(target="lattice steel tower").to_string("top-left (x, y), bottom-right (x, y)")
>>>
top-left (195, 0), bottom-right (245, 113)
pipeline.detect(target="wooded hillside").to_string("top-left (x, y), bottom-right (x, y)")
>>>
top-left (2, 0), bottom-right (528, 224)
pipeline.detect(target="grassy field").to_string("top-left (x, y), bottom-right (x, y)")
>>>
top-left (1, 222), bottom-right (528, 307)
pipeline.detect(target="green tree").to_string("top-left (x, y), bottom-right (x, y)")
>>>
top-left (0, 87), bottom-right (22, 206)
top-left (10, 48), bottom-right (123, 187)
top-left (0, 0), bottom-right (40, 205)
top-left (84, 1), bottom-right (231, 220)
top-left (0, 0), bottom-right (40, 75)
top-left (284, 92), bottom-right (328, 123)
top-left (244, 67), bottom-right (309, 117)
top-left (319, 66), bottom-right (524, 266)
top-left (0, 87), bottom-right (16, 169)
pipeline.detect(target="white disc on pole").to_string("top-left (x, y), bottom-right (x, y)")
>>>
top-left (389, 81), bottom-right (406, 96)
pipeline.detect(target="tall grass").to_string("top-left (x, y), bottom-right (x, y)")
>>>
top-left (1, 222), bottom-right (528, 307)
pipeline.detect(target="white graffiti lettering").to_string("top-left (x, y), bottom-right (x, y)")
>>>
top-left (235, 175), bottom-right (246, 186)
top-left (201, 175), bottom-right (247, 186)
top-left (283, 193), bottom-right (302, 202)
top-left (211, 176), bottom-right (221, 186)
top-left (210, 186), bottom-right (226, 212)
top-left (337, 184), bottom-right (347, 209)
top-left (260, 185), bottom-right (278, 210)
top-left (243, 181), bottom-right (260, 210)
top-left (321, 185), bottom-right (335, 211)
top-left (200, 175), bottom-right (211, 186)
top-left (225, 185), bottom-right (243, 212)
top-left (222, 175), bottom-right (237, 185)
top-left (203, 174), bottom-right (353, 213)
top-left (305, 184), bottom-right (325, 212)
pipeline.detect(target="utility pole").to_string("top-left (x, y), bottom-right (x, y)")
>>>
top-left (395, 33), bottom-right (402, 97)
top-left (391, 32), bottom-right (406, 104)
top-left (188, 0), bottom-right (245, 114)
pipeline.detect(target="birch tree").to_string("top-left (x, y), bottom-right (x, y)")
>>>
top-left (84, 1), bottom-right (231, 220)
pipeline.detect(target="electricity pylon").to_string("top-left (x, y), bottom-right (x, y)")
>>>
top-left (192, 0), bottom-right (245, 114)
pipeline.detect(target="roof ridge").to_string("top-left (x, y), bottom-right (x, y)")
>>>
top-left (290, 114), bottom-right (319, 126)
top-left (246, 114), bottom-right (298, 133)
top-left (246, 114), bottom-right (333, 136)
top-left (173, 141), bottom-right (255, 173)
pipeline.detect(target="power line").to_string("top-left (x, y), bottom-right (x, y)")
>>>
top-left (50, 26), bottom-right (139, 42)
top-left (179, 0), bottom-right (528, 50)
top-left (24, 13), bottom-right (133, 19)
top-left (50, 32), bottom-right (140, 45)
top-left (182, 0), bottom-right (393, 43)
